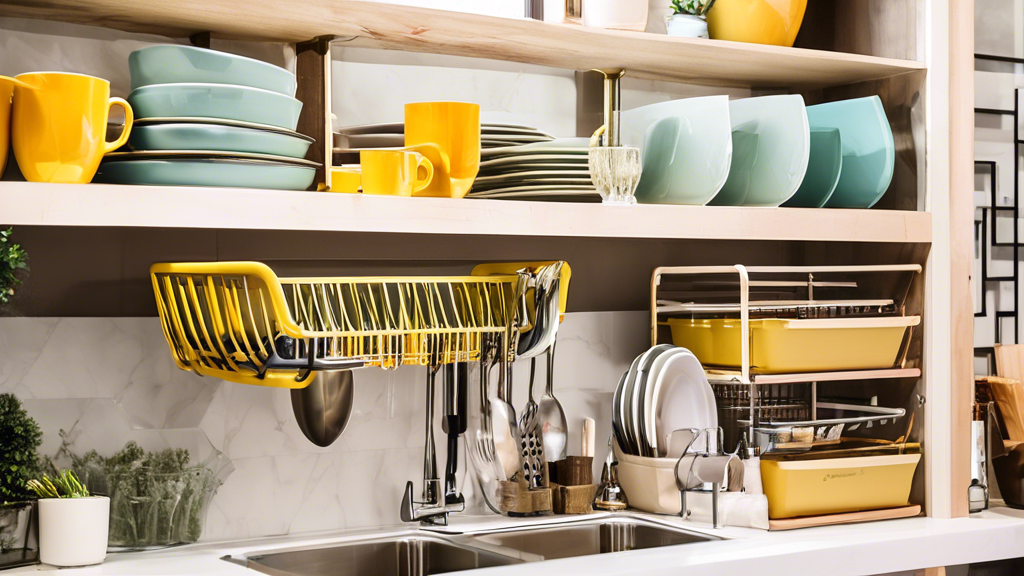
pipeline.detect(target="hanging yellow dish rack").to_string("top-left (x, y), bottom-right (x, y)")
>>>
top-left (150, 261), bottom-right (540, 388)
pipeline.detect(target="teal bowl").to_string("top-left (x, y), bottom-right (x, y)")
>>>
top-left (782, 127), bottom-right (842, 208)
top-left (805, 96), bottom-right (895, 209)
top-left (128, 83), bottom-right (303, 130)
top-left (95, 158), bottom-right (316, 190)
top-left (129, 122), bottom-right (313, 158)
top-left (129, 45), bottom-right (296, 96)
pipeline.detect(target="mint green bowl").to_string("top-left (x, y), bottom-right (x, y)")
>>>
top-left (129, 45), bottom-right (296, 96)
top-left (95, 159), bottom-right (315, 190)
top-left (805, 96), bottom-right (894, 209)
top-left (128, 83), bottom-right (303, 130)
top-left (129, 123), bottom-right (313, 158)
top-left (782, 128), bottom-right (842, 208)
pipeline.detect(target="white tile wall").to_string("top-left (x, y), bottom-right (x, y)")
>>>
top-left (0, 312), bottom-right (648, 541)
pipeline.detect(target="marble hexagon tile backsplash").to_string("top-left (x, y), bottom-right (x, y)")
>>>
top-left (0, 312), bottom-right (646, 541)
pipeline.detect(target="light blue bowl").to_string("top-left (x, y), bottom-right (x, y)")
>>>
top-left (129, 122), bottom-right (313, 158)
top-left (129, 45), bottom-right (296, 96)
top-left (95, 158), bottom-right (316, 190)
top-left (128, 83), bottom-right (303, 130)
top-left (805, 96), bottom-right (894, 209)
top-left (782, 128), bottom-right (842, 208)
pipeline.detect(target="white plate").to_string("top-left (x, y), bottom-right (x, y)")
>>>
top-left (480, 163), bottom-right (591, 174)
top-left (709, 94), bottom-right (810, 207)
top-left (612, 371), bottom-right (628, 449)
top-left (632, 344), bottom-right (674, 457)
top-left (468, 184), bottom-right (596, 195)
top-left (621, 354), bottom-right (644, 455)
top-left (483, 126), bottom-right (555, 138)
top-left (652, 349), bottom-right (717, 455)
top-left (335, 133), bottom-right (405, 149)
top-left (335, 122), bottom-right (404, 135)
top-left (621, 95), bottom-right (733, 206)
top-left (480, 158), bottom-right (590, 172)
top-left (475, 174), bottom-right (592, 186)
top-left (643, 347), bottom-right (689, 456)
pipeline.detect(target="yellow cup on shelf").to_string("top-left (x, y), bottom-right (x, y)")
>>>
top-left (329, 166), bottom-right (362, 193)
top-left (11, 72), bottom-right (133, 184)
top-left (404, 101), bottom-right (480, 199)
top-left (360, 149), bottom-right (434, 196)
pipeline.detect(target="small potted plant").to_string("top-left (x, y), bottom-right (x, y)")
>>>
top-left (27, 471), bottom-right (109, 567)
top-left (667, 0), bottom-right (712, 38)
top-left (0, 393), bottom-right (41, 569)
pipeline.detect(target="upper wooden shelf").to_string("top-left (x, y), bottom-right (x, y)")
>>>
top-left (0, 0), bottom-right (925, 88)
top-left (0, 182), bottom-right (932, 244)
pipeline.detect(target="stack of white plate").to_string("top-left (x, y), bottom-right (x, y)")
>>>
top-left (333, 122), bottom-right (555, 160)
top-left (612, 345), bottom-right (718, 458)
top-left (467, 138), bottom-right (599, 202)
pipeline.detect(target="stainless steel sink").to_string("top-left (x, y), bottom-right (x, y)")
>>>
top-left (241, 535), bottom-right (524, 576)
top-left (234, 516), bottom-right (716, 576)
top-left (456, 517), bottom-right (716, 561)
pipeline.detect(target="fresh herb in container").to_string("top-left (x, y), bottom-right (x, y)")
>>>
top-left (0, 393), bottom-right (41, 569)
top-left (27, 470), bottom-right (109, 567)
top-left (52, 440), bottom-right (228, 549)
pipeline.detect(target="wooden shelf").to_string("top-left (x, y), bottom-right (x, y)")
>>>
top-left (0, 0), bottom-right (925, 88)
top-left (0, 182), bottom-right (932, 243)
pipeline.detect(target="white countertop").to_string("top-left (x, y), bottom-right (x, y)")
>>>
top-left (7, 507), bottom-right (1024, 576)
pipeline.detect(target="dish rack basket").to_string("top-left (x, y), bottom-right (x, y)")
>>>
top-left (151, 261), bottom-right (528, 388)
top-left (651, 264), bottom-right (922, 454)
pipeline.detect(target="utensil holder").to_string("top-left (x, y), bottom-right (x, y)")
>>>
top-left (496, 481), bottom-right (553, 515)
top-left (550, 456), bottom-right (593, 486)
top-left (551, 483), bottom-right (597, 514)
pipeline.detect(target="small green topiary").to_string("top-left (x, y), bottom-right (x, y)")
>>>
top-left (0, 394), bottom-right (42, 504)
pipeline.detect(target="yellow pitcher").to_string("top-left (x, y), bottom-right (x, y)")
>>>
top-left (404, 102), bottom-right (479, 199)
top-left (9, 72), bottom-right (133, 184)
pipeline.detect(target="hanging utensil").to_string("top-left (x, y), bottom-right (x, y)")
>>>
top-left (290, 370), bottom-right (354, 447)
top-left (537, 340), bottom-right (568, 461)
top-left (443, 362), bottom-right (468, 505)
top-left (519, 358), bottom-right (544, 488)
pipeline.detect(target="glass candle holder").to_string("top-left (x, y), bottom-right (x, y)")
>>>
top-left (589, 146), bottom-right (642, 205)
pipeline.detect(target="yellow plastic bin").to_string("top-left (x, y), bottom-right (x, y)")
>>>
top-left (665, 316), bottom-right (919, 373)
top-left (760, 454), bottom-right (921, 519)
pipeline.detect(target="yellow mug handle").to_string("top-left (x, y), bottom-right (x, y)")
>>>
top-left (104, 97), bottom-right (134, 154)
top-left (411, 152), bottom-right (434, 194)
top-left (590, 124), bottom-right (606, 148)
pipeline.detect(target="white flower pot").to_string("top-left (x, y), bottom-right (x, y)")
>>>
top-left (666, 13), bottom-right (709, 38)
top-left (37, 497), bottom-right (109, 567)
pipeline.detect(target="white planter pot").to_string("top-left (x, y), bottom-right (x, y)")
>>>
top-left (37, 497), bottom-right (109, 567)
top-left (666, 13), bottom-right (709, 38)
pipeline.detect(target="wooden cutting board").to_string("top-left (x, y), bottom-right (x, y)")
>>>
top-left (995, 344), bottom-right (1024, 383)
top-left (768, 505), bottom-right (922, 531)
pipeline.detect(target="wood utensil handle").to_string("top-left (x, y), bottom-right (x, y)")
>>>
top-left (582, 417), bottom-right (595, 457)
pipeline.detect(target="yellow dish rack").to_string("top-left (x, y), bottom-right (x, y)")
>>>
top-left (151, 261), bottom-right (546, 388)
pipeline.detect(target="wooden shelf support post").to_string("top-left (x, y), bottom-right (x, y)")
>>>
top-left (295, 36), bottom-right (334, 191)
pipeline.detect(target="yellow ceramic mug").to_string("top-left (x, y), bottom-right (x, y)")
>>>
top-left (0, 78), bottom-right (12, 175)
top-left (360, 149), bottom-right (434, 196)
top-left (11, 72), bottom-right (133, 184)
top-left (404, 102), bottom-right (480, 198)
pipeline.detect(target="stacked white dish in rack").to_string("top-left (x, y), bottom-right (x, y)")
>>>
top-left (469, 138), bottom-right (597, 201)
top-left (333, 122), bottom-right (556, 161)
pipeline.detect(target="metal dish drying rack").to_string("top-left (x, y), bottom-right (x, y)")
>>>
top-left (650, 264), bottom-right (922, 454)
top-left (151, 261), bottom-right (528, 388)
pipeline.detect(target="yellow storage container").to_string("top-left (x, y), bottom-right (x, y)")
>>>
top-left (760, 454), bottom-right (921, 519)
top-left (665, 316), bottom-right (919, 373)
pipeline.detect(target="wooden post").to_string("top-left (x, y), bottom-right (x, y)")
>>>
top-left (295, 36), bottom-right (334, 191)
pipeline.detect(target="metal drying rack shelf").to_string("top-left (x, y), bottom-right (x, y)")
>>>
top-left (650, 264), bottom-right (923, 454)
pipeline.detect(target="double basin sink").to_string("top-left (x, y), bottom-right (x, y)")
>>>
top-left (236, 516), bottom-right (716, 576)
